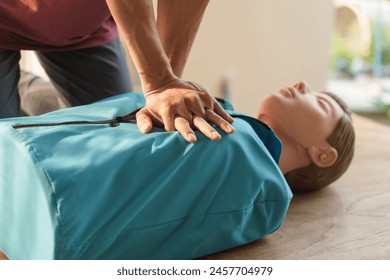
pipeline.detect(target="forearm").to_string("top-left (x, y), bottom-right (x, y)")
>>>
top-left (106, 0), bottom-right (233, 141)
top-left (106, 0), bottom-right (175, 93)
top-left (157, 0), bottom-right (209, 78)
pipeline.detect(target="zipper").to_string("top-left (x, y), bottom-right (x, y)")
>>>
top-left (12, 108), bottom-right (140, 129)
top-left (12, 107), bottom-right (270, 131)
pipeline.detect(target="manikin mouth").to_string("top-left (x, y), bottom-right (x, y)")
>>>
top-left (278, 87), bottom-right (296, 98)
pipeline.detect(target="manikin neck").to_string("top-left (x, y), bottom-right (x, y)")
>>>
top-left (257, 114), bottom-right (311, 174)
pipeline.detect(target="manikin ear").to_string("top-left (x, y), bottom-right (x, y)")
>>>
top-left (307, 146), bottom-right (338, 168)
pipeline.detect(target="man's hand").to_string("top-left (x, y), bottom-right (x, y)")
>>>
top-left (106, 0), bottom-right (233, 142)
top-left (136, 78), bottom-right (235, 142)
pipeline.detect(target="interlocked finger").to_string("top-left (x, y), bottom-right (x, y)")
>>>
top-left (176, 105), bottom-right (193, 123)
top-left (174, 116), bottom-right (197, 143)
top-left (193, 115), bottom-right (221, 141)
top-left (206, 109), bottom-right (235, 134)
top-left (213, 100), bottom-right (235, 123)
top-left (184, 92), bottom-right (207, 117)
top-left (161, 111), bottom-right (175, 131)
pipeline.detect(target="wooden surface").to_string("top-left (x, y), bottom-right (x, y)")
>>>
top-left (204, 114), bottom-right (390, 260)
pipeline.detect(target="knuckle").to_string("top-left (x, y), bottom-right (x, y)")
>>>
top-left (186, 92), bottom-right (201, 104)
top-left (159, 103), bottom-right (171, 114)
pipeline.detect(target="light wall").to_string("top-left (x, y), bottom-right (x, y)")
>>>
top-left (20, 0), bottom-right (334, 116)
top-left (183, 0), bottom-right (335, 115)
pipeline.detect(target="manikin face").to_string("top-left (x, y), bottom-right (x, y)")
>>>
top-left (258, 81), bottom-right (345, 150)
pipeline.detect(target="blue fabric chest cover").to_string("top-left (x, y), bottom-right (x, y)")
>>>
top-left (0, 92), bottom-right (292, 259)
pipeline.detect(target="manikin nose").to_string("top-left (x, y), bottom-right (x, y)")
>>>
top-left (294, 81), bottom-right (307, 93)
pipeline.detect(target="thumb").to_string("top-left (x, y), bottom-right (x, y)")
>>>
top-left (136, 108), bottom-right (154, 134)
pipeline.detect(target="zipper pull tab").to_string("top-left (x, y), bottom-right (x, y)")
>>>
top-left (109, 117), bottom-right (122, 127)
top-left (113, 108), bottom-right (140, 125)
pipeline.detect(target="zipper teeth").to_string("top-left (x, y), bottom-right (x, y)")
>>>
top-left (12, 119), bottom-right (118, 129)
top-left (12, 108), bottom-right (140, 129)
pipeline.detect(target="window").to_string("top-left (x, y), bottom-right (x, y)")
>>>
top-left (328, 0), bottom-right (390, 122)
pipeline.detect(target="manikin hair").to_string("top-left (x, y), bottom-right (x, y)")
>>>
top-left (284, 92), bottom-right (355, 192)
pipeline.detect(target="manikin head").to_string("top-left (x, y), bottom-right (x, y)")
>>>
top-left (257, 81), bottom-right (355, 192)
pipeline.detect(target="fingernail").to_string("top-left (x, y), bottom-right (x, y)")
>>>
top-left (225, 124), bottom-right (235, 133)
top-left (187, 133), bottom-right (197, 142)
top-left (211, 132), bottom-right (221, 141)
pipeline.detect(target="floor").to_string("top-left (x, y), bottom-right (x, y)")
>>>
top-left (204, 114), bottom-right (390, 259)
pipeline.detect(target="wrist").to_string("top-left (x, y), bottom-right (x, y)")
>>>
top-left (141, 73), bottom-right (180, 95)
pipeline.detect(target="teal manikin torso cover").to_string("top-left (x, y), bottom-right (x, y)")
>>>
top-left (0, 92), bottom-right (292, 260)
